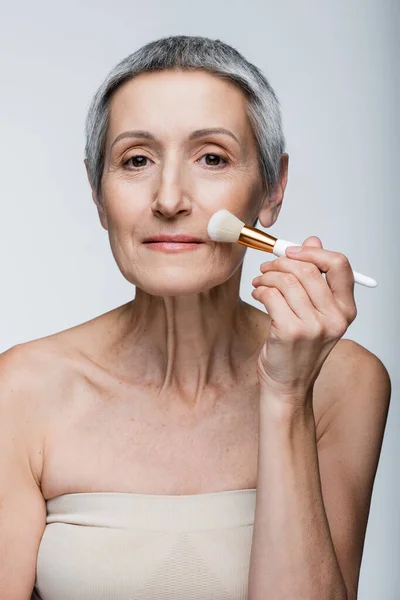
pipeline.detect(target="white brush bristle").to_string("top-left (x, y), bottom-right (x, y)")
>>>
top-left (207, 209), bottom-right (245, 242)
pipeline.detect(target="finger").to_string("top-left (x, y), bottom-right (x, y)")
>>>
top-left (253, 271), bottom-right (320, 324)
top-left (252, 284), bottom-right (302, 328)
top-left (284, 244), bottom-right (356, 317)
top-left (302, 236), bottom-right (323, 249)
top-left (259, 256), bottom-right (339, 318)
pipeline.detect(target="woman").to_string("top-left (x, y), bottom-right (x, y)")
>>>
top-left (0, 35), bottom-right (391, 600)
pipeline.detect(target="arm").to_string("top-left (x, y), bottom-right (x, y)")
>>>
top-left (0, 346), bottom-right (47, 600)
top-left (247, 342), bottom-right (391, 600)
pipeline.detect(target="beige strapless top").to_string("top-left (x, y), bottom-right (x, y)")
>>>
top-left (32, 488), bottom-right (257, 600)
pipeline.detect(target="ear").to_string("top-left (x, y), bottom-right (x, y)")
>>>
top-left (257, 153), bottom-right (289, 228)
top-left (84, 159), bottom-right (108, 231)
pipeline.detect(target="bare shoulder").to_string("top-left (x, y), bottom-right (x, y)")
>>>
top-left (0, 338), bottom-right (78, 486)
top-left (0, 308), bottom-right (102, 383)
top-left (0, 336), bottom-right (75, 389)
top-left (313, 338), bottom-right (391, 441)
top-left (0, 340), bottom-right (56, 403)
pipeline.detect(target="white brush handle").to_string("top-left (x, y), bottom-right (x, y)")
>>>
top-left (273, 239), bottom-right (377, 288)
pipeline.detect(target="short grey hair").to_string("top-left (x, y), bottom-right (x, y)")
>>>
top-left (84, 35), bottom-right (286, 207)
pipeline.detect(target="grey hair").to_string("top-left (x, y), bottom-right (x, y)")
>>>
top-left (84, 35), bottom-right (286, 208)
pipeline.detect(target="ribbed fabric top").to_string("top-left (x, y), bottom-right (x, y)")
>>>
top-left (32, 488), bottom-right (257, 600)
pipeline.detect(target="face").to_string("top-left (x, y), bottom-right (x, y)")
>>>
top-left (87, 69), bottom-right (272, 296)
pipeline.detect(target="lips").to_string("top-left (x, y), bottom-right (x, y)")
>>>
top-left (144, 235), bottom-right (203, 243)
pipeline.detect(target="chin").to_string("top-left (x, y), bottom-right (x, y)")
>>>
top-left (133, 273), bottom-right (222, 297)
top-left (141, 283), bottom-right (213, 297)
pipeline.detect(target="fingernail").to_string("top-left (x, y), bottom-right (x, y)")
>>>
top-left (287, 246), bottom-right (302, 253)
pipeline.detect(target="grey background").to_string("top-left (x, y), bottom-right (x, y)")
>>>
top-left (1, 0), bottom-right (398, 597)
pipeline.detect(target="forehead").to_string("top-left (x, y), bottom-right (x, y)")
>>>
top-left (106, 69), bottom-right (254, 145)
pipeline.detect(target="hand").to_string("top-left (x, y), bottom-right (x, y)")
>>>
top-left (251, 236), bottom-right (357, 406)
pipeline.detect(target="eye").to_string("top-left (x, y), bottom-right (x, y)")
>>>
top-left (122, 152), bottom-right (228, 170)
top-left (198, 153), bottom-right (227, 168)
top-left (123, 155), bottom-right (151, 169)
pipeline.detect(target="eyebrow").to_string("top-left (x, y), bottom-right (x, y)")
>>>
top-left (110, 128), bottom-right (240, 151)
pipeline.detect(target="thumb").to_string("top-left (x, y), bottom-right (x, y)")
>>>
top-left (301, 235), bottom-right (323, 249)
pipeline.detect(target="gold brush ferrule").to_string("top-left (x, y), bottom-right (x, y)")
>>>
top-left (238, 225), bottom-right (278, 253)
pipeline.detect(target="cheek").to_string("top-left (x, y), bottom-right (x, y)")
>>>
top-left (214, 178), bottom-right (262, 223)
top-left (109, 202), bottom-right (142, 227)
top-left (102, 182), bottom-right (145, 232)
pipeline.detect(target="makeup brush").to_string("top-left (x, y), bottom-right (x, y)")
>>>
top-left (207, 209), bottom-right (377, 288)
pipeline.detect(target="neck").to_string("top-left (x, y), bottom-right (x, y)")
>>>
top-left (102, 268), bottom-right (264, 409)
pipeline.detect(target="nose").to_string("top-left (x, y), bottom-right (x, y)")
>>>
top-left (151, 159), bottom-right (192, 219)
